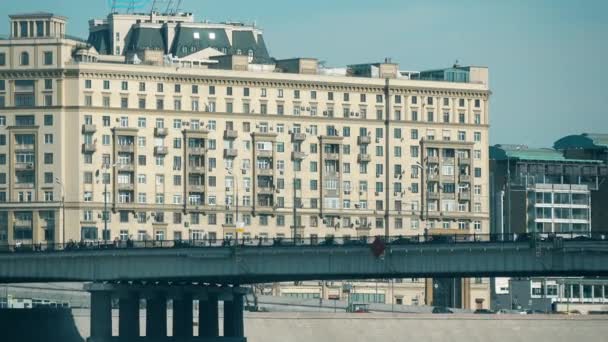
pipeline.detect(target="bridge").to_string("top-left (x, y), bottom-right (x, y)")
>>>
top-left (1, 234), bottom-right (608, 284)
top-left (1, 234), bottom-right (607, 342)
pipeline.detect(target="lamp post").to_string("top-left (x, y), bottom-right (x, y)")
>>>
top-left (292, 153), bottom-right (307, 244)
top-left (97, 163), bottom-right (116, 244)
top-left (226, 168), bottom-right (240, 243)
top-left (55, 178), bottom-right (65, 246)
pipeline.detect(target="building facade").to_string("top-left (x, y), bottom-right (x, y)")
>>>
top-left (0, 11), bottom-right (491, 308)
top-left (489, 144), bottom-right (607, 236)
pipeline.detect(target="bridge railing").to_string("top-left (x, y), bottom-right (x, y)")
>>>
top-left (1, 232), bottom-right (607, 254)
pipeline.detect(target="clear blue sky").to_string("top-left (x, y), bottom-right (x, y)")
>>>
top-left (1, 0), bottom-right (607, 147)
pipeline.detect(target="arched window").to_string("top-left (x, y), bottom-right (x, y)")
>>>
top-left (20, 52), bottom-right (29, 66)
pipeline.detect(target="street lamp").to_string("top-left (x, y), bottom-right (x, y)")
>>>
top-left (292, 153), bottom-right (307, 244)
top-left (97, 163), bottom-right (116, 244)
top-left (225, 167), bottom-right (241, 243)
top-left (55, 178), bottom-right (65, 246)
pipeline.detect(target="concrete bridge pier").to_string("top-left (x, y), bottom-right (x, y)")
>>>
top-left (85, 283), bottom-right (248, 342)
top-left (89, 291), bottom-right (112, 342)
top-left (144, 292), bottom-right (167, 338)
top-left (199, 293), bottom-right (219, 338)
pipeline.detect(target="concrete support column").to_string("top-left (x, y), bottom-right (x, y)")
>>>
top-left (90, 291), bottom-right (112, 341)
top-left (146, 293), bottom-right (167, 338)
top-left (119, 292), bottom-right (140, 338)
top-left (199, 294), bottom-right (219, 338)
top-left (173, 293), bottom-right (193, 338)
top-left (224, 293), bottom-right (244, 338)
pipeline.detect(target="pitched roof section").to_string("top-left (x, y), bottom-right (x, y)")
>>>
top-left (125, 27), bottom-right (166, 52)
top-left (554, 133), bottom-right (608, 150)
top-left (87, 29), bottom-right (111, 55)
top-left (171, 27), bottom-right (231, 58)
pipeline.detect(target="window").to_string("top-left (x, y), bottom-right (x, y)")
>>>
top-left (411, 111), bottom-right (418, 121)
top-left (474, 132), bottom-right (481, 142)
top-left (474, 168), bottom-right (482, 178)
top-left (44, 153), bottom-right (53, 164)
top-left (0, 53), bottom-right (5, 66)
top-left (20, 52), bottom-right (29, 65)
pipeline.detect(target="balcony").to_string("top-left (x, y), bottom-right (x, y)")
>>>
top-left (189, 184), bottom-right (205, 192)
top-left (14, 182), bottom-right (35, 189)
top-left (14, 144), bottom-right (35, 152)
top-left (116, 163), bottom-right (135, 172)
top-left (15, 162), bottom-right (34, 171)
top-left (442, 157), bottom-right (455, 165)
top-left (223, 130), bottom-right (239, 139)
top-left (117, 144), bottom-right (134, 153)
top-left (188, 165), bottom-right (205, 174)
top-left (82, 124), bottom-right (97, 134)
top-left (292, 132), bottom-right (307, 142)
top-left (188, 146), bottom-right (206, 155)
top-left (257, 150), bottom-right (273, 158)
top-left (427, 192), bottom-right (440, 200)
top-left (459, 174), bottom-right (471, 183)
top-left (117, 183), bottom-right (134, 191)
top-left (427, 156), bottom-right (439, 164)
top-left (459, 158), bottom-right (471, 165)
top-left (459, 192), bottom-right (471, 201)
top-left (324, 152), bottom-right (340, 160)
top-left (224, 149), bottom-right (238, 158)
top-left (82, 143), bottom-right (97, 153)
top-left (257, 168), bottom-right (274, 176)
top-left (154, 146), bottom-right (169, 155)
top-left (357, 154), bottom-right (371, 163)
top-left (13, 220), bottom-right (33, 228)
top-left (154, 127), bottom-right (169, 137)
top-left (291, 151), bottom-right (306, 160)
top-left (357, 136), bottom-right (372, 145)
top-left (257, 186), bottom-right (275, 194)
top-left (427, 173), bottom-right (439, 181)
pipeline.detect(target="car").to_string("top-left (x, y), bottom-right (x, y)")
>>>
top-left (343, 239), bottom-right (367, 246)
top-left (391, 237), bottom-right (415, 245)
top-left (474, 309), bottom-right (496, 314)
top-left (432, 306), bottom-right (453, 314)
top-left (427, 235), bottom-right (455, 244)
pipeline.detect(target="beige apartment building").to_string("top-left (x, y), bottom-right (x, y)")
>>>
top-left (0, 11), bottom-right (491, 308)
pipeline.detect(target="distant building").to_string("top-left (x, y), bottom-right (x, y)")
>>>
top-left (0, 9), bottom-right (492, 310)
top-left (489, 144), bottom-right (607, 236)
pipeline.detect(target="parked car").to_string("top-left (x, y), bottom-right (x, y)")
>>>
top-left (432, 306), bottom-right (453, 314)
top-left (474, 309), bottom-right (496, 314)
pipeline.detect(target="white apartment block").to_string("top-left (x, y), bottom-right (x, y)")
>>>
top-left (0, 11), bottom-right (491, 308)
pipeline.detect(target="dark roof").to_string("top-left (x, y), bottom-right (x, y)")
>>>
top-left (9, 12), bottom-right (65, 20)
top-left (87, 29), bottom-right (111, 55)
top-left (554, 133), bottom-right (608, 150)
top-left (125, 27), bottom-right (166, 52)
top-left (170, 26), bottom-right (272, 63)
top-left (171, 27), bottom-right (231, 58)
top-left (490, 145), bottom-right (602, 164)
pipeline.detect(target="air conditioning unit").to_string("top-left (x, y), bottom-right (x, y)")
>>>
top-left (354, 204), bottom-right (360, 209)
top-left (225, 187), bottom-right (230, 192)
top-left (374, 192), bottom-right (379, 196)
top-left (301, 106), bottom-right (306, 111)
top-left (279, 171), bottom-right (284, 175)
top-left (323, 111), bottom-right (328, 116)
top-left (359, 191), bottom-right (364, 196)
top-left (245, 187), bottom-right (251, 192)
top-left (355, 112), bottom-right (360, 117)
top-left (344, 190), bottom-right (350, 195)
top-left (305, 128), bottom-right (311, 133)
top-left (375, 138), bottom-right (381, 143)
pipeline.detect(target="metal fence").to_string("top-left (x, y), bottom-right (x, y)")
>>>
top-left (1, 232), bottom-right (607, 254)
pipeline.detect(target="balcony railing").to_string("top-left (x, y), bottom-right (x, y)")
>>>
top-left (257, 150), bottom-right (273, 158)
top-left (291, 151), bottom-right (306, 160)
top-left (82, 124), bottom-right (97, 134)
top-left (154, 146), bottom-right (169, 155)
top-left (223, 130), bottom-right (239, 139)
top-left (117, 183), bottom-right (134, 191)
top-left (14, 144), bottom-right (35, 152)
top-left (257, 168), bottom-right (274, 176)
top-left (154, 127), bottom-right (169, 137)
top-left (15, 162), bottom-right (34, 171)
top-left (82, 143), bottom-right (97, 153)
top-left (357, 154), bottom-right (371, 163)
top-left (324, 152), bottom-right (340, 160)
top-left (224, 149), bottom-right (238, 158)
top-left (189, 184), bottom-right (205, 192)
top-left (292, 133), bottom-right (307, 142)
top-left (357, 136), bottom-right (372, 145)
top-left (187, 146), bottom-right (206, 155)
top-left (117, 144), bottom-right (134, 153)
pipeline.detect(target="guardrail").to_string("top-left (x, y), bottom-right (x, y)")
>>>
top-left (1, 232), bottom-right (607, 254)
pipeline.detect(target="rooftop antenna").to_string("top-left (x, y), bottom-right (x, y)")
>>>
top-left (453, 59), bottom-right (460, 68)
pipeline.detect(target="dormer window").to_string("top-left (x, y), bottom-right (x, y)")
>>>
top-left (20, 52), bottom-right (29, 66)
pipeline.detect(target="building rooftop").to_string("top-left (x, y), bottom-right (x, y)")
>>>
top-left (9, 12), bottom-right (67, 20)
top-left (490, 145), bottom-right (602, 164)
top-left (554, 133), bottom-right (608, 150)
